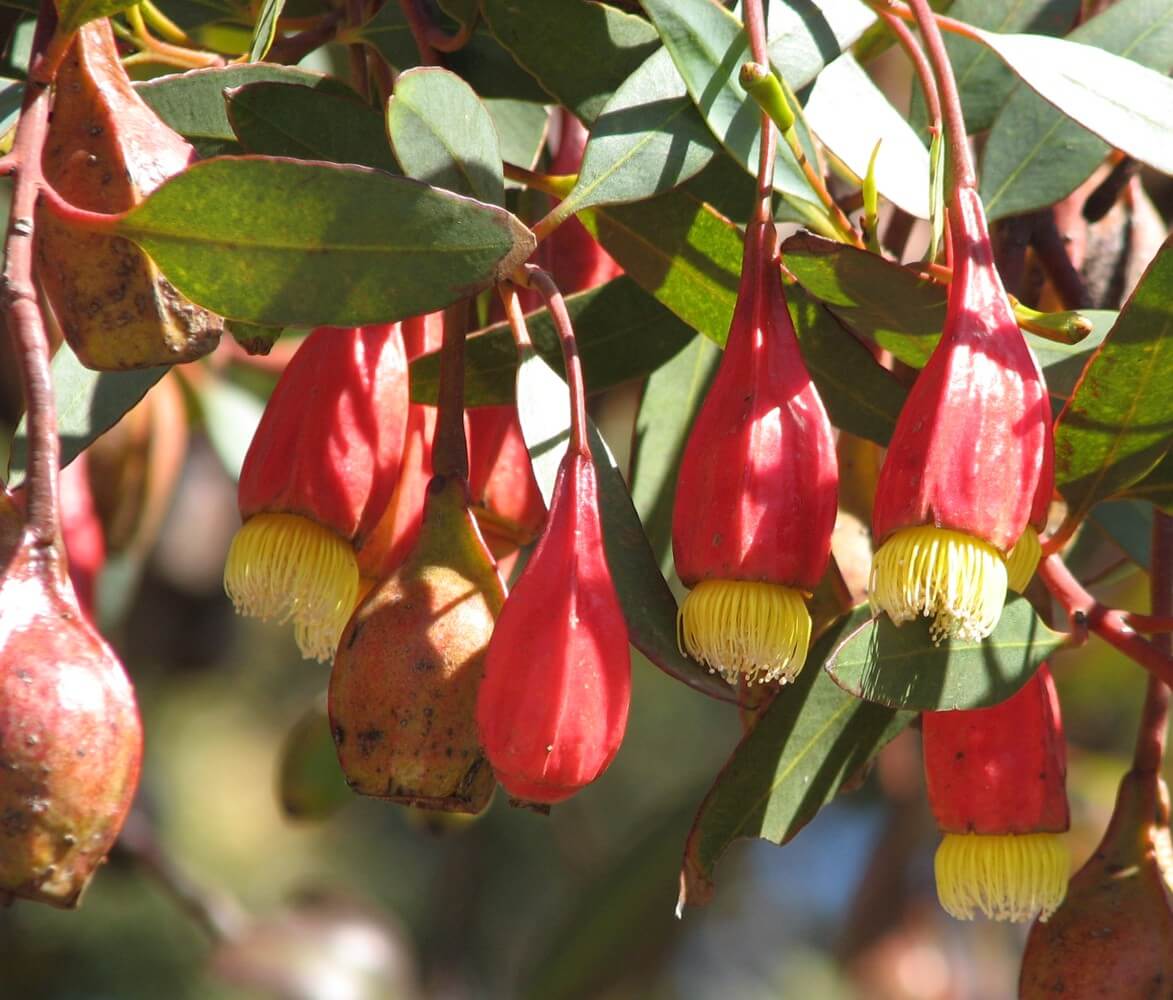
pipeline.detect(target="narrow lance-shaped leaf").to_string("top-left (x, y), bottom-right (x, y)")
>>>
top-left (387, 67), bottom-right (504, 205)
top-left (513, 348), bottom-right (735, 702)
top-left (1054, 235), bottom-right (1173, 519)
top-left (56, 0), bottom-right (134, 33)
top-left (560, 47), bottom-right (719, 214)
top-left (824, 596), bottom-right (1065, 712)
top-left (7, 344), bottom-right (165, 488)
top-left (409, 276), bottom-right (694, 406)
top-left (981, 0), bottom-right (1173, 220)
top-left (248, 0), bottom-right (285, 61)
top-left (973, 28), bottom-right (1173, 175)
top-left (108, 157), bottom-right (534, 328)
top-left (680, 608), bottom-right (914, 908)
top-left (227, 82), bottom-right (399, 173)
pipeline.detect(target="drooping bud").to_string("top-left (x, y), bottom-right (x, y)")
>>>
top-left (0, 534), bottom-right (142, 907)
top-left (672, 219), bottom-right (838, 685)
top-left (923, 665), bottom-right (1069, 922)
top-left (870, 187), bottom-right (1052, 641)
top-left (36, 18), bottom-right (222, 370)
top-left (224, 324), bottom-right (408, 661)
top-left (477, 449), bottom-right (630, 804)
top-left (466, 404), bottom-right (545, 560)
top-left (329, 476), bottom-right (502, 813)
top-left (1019, 767), bottom-right (1173, 995)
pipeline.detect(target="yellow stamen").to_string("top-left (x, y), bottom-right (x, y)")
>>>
top-left (1006, 528), bottom-right (1042, 593)
top-left (935, 831), bottom-right (1068, 922)
top-left (678, 579), bottom-right (811, 685)
top-left (869, 525), bottom-right (1008, 642)
top-left (224, 512), bottom-right (359, 663)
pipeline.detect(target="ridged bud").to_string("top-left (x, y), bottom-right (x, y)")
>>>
top-left (870, 187), bottom-right (1052, 641)
top-left (36, 19), bottom-right (222, 369)
top-left (477, 450), bottom-right (630, 804)
top-left (330, 477), bottom-right (502, 813)
top-left (672, 220), bottom-right (838, 684)
top-left (923, 665), bottom-right (1069, 922)
top-left (466, 404), bottom-right (546, 559)
top-left (224, 325), bottom-right (408, 661)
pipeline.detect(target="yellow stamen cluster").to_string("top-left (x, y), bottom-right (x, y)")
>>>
top-left (1006, 528), bottom-right (1043, 593)
top-left (223, 512), bottom-right (359, 662)
top-left (935, 832), bottom-right (1068, 922)
top-left (678, 579), bottom-right (811, 685)
top-left (869, 525), bottom-right (1008, 642)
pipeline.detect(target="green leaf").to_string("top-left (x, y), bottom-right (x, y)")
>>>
top-left (56, 0), bottom-right (133, 32)
top-left (824, 596), bottom-right (1064, 711)
top-left (484, 99), bottom-right (548, 174)
top-left (909, 0), bottom-right (1080, 134)
top-left (513, 348), bottom-right (735, 702)
top-left (7, 345), bottom-right (165, 488)
top-left (974, 29), bottom-right (1173, 174)
top-left (630, 335), bottom-right (720, 574)
top-left (788, 287), bottom-right (905, 447)
top-left (350, 0), bottom-right (416, 67)
top-left (1119, 451), bottom-right (1173, 512)
top-left (680, 609), bottom-right (913, 907)
top-left (444, 29), bottom-right (555, 103)
top-left (410, 276), bottom-right (693, 406)
top-left (781, 233), bottom-right (1116, 393)
top-left (113, 157), bottom-right (535, 327)
top-left (227, 82), bottom-right (398, 172)
top-left (136, 65), bottom-right (351, 157)
top-left (247, 0), bottom-right (285, 61)
top-left (581, 184), bottom-right (742, 345)
top-left (803, 53), bottom-right (930, 218)
top-left (387, 67), bottom-right (504, 205)
top-left (481, 0), bottom-right (659, 124)
top-left (981, 0), bottom-right (1173, 220)
top-left (560, 47), bottom-right (718, 214)
top-left (1088, 499), bottom-right (1153, 566)
top-left (1054, 236), bottom-right (1173, 519)
top-left (640, 0), bottom-right (816, 203)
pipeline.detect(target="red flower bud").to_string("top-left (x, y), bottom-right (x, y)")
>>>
top-left (870, 187), bottom-right (1052, 640)
top-left (0, 534), bottom-right (142, 907)
top-left (59, 455), bottom-right (105, 614)
top-left (671, 220), bottom-right (838, 684)
top-left (923, 665), bottom-right (1069, 921)
top-left (477, 450), bottom-right (630, 803)
top-left (225, 324), bottom-right (408, 661)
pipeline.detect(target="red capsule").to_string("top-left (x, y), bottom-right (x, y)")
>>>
top-left (225, 324), bottom-right (408, 661)
top-left (870, 187), bottom-right (1053, 641)
top-left (477, 450), bottom-right (630, 804)
top-left (923, 665), bottom-right (1069, 921)
top-left (671, 219), bottom-right (838, 684)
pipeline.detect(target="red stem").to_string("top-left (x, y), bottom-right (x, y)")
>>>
top-left (498, 283), bottom-right (534, 351)
top-left (1122, 612), bottom-right (1173, 635)
top-left (1038, 553), bottom-right (1173, 688)
top-left (742, 0), bottom-right (774, 225)
top-left (1134, 512), bottom-right (1171, 774)
top-left (906, 0), bottom-right (975, 191)
top-left (5, 6), bottom-right (61, 555)
top-left (880, 9), bottom-right (940, 127)
top-left (525, 268), bottom-right (588, 458)
top-left (398, 0), bottom-right (438, 65)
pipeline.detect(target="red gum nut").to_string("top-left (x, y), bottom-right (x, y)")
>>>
top-left (476, 451), bottom-right (631, 804)
top-left (872, 188), bottom-right (1051, 553)
top-left (923, 666), bottom-right (1069, 836)
top-left (672, 220), bottom-right (837, 589)
top-left (238, 324), bottom-right (408, 546)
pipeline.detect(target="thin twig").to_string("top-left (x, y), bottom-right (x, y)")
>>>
top-left (1133, 512), bottom-right (1171, 774)
top-left (525, 268), bottom-right (588, 457)
top-left (1031, 211), bottom-right (1090, 309)
top-left (1038, 553), bottom-right (1173, 688)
